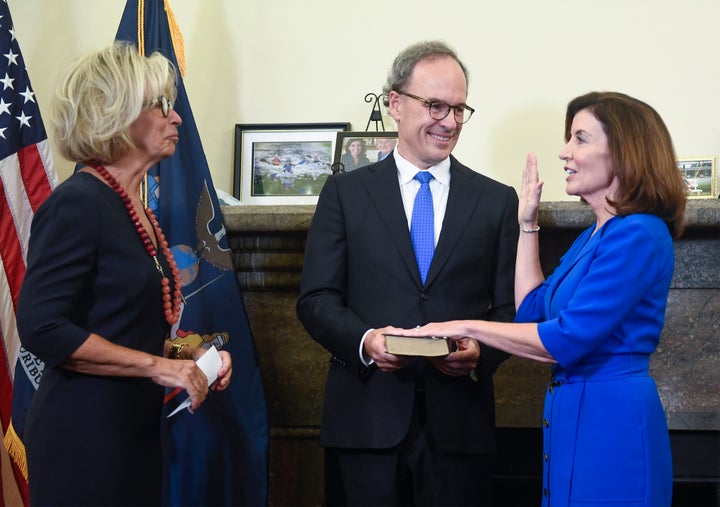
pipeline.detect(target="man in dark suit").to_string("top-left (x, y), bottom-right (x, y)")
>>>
top-left (297, 40), bottom-right (518, 506)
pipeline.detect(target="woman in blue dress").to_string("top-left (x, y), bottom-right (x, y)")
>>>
top-left (397, 91), bottom-right (687, 506)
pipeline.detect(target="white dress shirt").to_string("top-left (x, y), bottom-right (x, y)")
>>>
top-left (394, 148), bottom-right (450, 247)
top-left (359, 147), bottom-right (452, 366)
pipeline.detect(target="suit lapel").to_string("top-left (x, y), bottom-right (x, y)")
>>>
top-left (360, 157), bottom-right (484, 288)
top-left (424, 158), bottom-right (481, 286)
top-left (361, 159), bottom-right (422, 284)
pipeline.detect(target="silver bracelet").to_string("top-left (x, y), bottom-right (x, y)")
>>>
top-left (522, 225), bottom-right (540, 233)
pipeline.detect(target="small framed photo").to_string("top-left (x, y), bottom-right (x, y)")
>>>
top-left (333, 131), bottom-right (398, 173)
top-left (677, 157), bottom-right (718, 199)
top-left (234, 122), bottom-right (350, 204)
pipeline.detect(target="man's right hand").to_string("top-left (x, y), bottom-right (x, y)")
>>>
top-left (364, 327), bottom-right (417, 372)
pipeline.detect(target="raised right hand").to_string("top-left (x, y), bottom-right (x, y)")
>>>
top-left (519, 152), bottom-right (544, 228)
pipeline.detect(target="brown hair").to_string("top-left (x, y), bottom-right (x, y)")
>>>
top-left (565, 91), bottom-right (687, 238)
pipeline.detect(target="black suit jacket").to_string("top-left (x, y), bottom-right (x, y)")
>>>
top-left (297, 155), bottom-right (519, 453)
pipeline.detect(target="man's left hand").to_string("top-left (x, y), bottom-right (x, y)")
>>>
top-left (428, 337), bottom-right (480, 377)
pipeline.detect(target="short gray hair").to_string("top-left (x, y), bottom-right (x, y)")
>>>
top-left (382, 40), bottom-right (469, 106)
top-left (49, 40), bottom-right (177, 165)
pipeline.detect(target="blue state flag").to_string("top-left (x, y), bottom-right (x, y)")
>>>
top-left (115, 1), bottom-right (269, 505)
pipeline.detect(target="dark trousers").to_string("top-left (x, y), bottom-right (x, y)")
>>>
top-left (329, 392), bottom-right (493, 506)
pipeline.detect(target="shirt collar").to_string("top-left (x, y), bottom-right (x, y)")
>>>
top-left (393, 147), bottom-right (451, 187)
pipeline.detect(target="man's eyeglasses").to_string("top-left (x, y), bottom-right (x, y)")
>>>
top-left (148, 95), bottom-right (173, 118)
top-left (396, 90), bottom-right (475, 124)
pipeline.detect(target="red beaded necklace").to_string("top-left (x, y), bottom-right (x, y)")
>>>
top-left (94, 165), bottom-right (182, 326)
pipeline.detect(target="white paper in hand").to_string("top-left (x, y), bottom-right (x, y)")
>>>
top-left (167, 346), bottom-right (222, 418)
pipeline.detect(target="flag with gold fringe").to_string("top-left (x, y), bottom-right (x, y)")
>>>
top-left (114, 1), bottom-right (269, 504)
top-left (0, 2), bottom-right (58, 505)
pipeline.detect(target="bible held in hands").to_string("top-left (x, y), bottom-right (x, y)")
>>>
top-left (383, 334), bottom-right (452, 357)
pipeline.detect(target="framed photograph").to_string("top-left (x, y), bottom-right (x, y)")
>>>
top-left (677, 157), bottom-right (718, 199)
top-left (234, 122), bottom-right (350, 204)
top-left (333, 131), bottom-right (399, 173)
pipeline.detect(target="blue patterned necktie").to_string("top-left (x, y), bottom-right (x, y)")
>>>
top-left (411, 171), bottom-right (435, 284)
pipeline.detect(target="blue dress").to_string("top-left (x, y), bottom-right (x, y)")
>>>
top-left (515, 214), bottom-right (673, 507)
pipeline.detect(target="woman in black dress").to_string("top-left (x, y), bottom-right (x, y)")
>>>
top-left (16, 41), bottom-right (232, 506)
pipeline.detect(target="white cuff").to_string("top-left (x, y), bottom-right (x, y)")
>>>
top-left (359, 328), bottom-right (375, 367)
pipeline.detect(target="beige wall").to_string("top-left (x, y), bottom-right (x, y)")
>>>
top-left (9, 0), bottom-right (720, 201)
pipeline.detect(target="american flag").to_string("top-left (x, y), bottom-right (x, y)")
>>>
top-left (0, 1), bottom-right (56, 504)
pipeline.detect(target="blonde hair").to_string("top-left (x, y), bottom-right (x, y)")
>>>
top-left (49, 41), bottom-right (177, 165)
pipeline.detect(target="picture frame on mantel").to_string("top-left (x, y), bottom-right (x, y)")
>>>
top-left (233, 122), bottom-right (351, 204)
top-left (333, 131), bottom-right (398, 173)
top-left (677, 157), bottom-right (718, 199)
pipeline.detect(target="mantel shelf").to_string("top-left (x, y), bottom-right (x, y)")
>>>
top-left (222, 199), bottom-right (720, 232)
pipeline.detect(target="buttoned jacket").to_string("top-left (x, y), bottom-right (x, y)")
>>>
top-left (297, 155), bottom-right (519, 452)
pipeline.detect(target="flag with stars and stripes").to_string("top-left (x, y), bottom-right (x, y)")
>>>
top-left (0, 1), bottom-right (57, 505)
